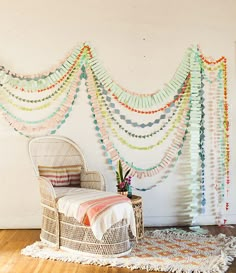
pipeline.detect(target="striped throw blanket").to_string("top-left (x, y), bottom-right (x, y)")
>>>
top-left (55, 187), bottom-right (136, 240)
top-left (78, 194), bottom-right (131, 226)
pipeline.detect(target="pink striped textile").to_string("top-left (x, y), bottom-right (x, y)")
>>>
top-left (38, 165), bottom-right (82, 186)
top-left (78, 195), bottom-right (131, 226)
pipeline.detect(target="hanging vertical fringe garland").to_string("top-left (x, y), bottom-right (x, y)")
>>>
top-left (199, 50), bottom-right (230, 225)
top-left (0, 43), bottom-right (230, 225)
top-left (186, 46), bottom-right (202, 224)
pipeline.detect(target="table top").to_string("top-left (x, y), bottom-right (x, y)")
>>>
top-left (130, 195), bottom-right (142, 204)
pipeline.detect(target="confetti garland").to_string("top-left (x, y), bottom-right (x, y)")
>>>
top-left (199, 68), bottom-right (206, 214)
top-left (199, 49), bottom-right (230, 225)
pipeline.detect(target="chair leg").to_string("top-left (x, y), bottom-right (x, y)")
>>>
top-left (55, 208), bottom-right (60, 250)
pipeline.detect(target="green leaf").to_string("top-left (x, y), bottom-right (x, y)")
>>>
top-left (124, 168), bottom-right (131, 180)
top-left (116, 171), bottom-right (121, 184)
top-left (118, 160), bottom-right (123, 182)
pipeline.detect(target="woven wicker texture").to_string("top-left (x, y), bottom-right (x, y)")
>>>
top-left (28, 136), bottom-right (131, 256)
top-left (129, 195), bottom-right (144, 240)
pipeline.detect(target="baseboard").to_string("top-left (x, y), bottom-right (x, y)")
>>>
top-left (144, 214), bottom-right (236, 227)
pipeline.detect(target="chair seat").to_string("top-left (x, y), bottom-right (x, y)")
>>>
top-left (54, 187), bottom-right (136, 241)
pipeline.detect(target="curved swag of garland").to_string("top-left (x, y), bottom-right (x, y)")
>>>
top-left (0, 43), bottom-right (230, 225)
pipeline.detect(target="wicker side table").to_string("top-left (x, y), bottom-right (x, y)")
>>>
top-left (130, 195), bottom-right (144, 240)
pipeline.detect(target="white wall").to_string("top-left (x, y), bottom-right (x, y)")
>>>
top-left (0, 0), bottom-right (235, 228)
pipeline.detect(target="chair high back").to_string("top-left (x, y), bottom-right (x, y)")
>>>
top-left (29, 135), bottom-right (87, 176)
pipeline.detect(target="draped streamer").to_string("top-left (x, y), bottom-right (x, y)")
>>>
top-left (0, 43), bottom-right (230, 225)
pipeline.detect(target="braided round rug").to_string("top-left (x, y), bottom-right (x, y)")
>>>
top-left (21, 228), bottom-right (236, 273)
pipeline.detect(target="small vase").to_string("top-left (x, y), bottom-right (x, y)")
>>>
top-left (118, 190), bottom-right (128, 196)
top-left (127, 184), bottom-right (132, 198)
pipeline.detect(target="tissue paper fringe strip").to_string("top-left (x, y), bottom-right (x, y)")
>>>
top-left (0, 43), bottom-right (230, 225)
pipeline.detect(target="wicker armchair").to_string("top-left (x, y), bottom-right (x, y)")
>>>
top-left (29, 135), bottom-right (132, 256)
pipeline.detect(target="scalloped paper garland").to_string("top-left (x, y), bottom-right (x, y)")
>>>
top-left (90, 77), bottom-right (191, 151)
top-left (0, 44), bottom-right (90, 92)
top-left (86, 66), bottom-right (190, 181)
top-left (90, 84), bottom-right (183, 138)
top-left (88, 46), bottom-right (192, 109)
top-left (0, 44), bottom-right (230, 227)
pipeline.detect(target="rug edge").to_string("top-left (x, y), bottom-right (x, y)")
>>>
top-left (21, 229), bottom-right (236, 273)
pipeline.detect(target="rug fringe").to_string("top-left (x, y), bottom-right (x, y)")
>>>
top-left (21, 229), bottom-right (236, 273)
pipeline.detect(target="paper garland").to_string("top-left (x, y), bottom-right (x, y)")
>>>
top-left (0, 43), bottom-right (230, 225)
top-left (199, 51), bottom-right (230, 225)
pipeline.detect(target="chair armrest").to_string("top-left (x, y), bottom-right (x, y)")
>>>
top-left (80, 171), bottom-right (106, 191)
top-left (38, 176), bottom-right (57, 208)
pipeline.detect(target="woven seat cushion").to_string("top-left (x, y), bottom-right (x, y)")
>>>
top-left (38, 165), bottom-right (82, 186)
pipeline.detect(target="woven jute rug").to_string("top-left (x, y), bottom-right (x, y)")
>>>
top-left (21, 229), bottom-right (236, 273)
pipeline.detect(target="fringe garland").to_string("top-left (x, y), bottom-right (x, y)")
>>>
top-left (87, 66), bottom-right (190, 180)
top-left (0, 43), bottom-right (231, 224)
top-left (188, 46), bottom-right (202, 224)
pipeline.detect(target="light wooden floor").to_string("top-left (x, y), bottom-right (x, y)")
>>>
top-left (0, 226), bottom-right (235, 273)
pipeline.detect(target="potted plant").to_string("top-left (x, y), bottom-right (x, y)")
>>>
top-left (116, 160), bottom-right (132, 197)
